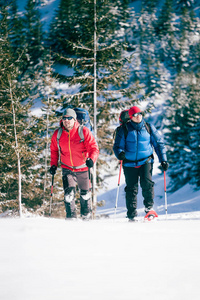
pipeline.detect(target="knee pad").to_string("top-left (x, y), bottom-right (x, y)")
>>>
top-left (80, 190), bottom-right (91, 201)
top-left (64, 187), bottom-right (75, 203)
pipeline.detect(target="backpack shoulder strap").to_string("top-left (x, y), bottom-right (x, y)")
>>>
top-left (123, 122), bottom-right (130, 139)
top-left (144, 121), bottom-right (151, 135)
top-left (57, 128), bottom-right (63, 162)
top-left (113, 126), bottom-right (121, 140)
top-left (78, 125), bottom-right (84, 142)
top-left (57, 127), bottom-right (63, 141)
top-left (113, 122), bottom-right (129, 140)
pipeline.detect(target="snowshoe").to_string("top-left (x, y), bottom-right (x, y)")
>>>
top-left (128, 216), bottom-right (138, 222)
top-left (82, 213), bottom-right (91, 221)
top-left (144, 210), bottom-right (158, 221)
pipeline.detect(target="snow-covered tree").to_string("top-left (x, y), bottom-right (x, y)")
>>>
top-left (0, 6), bottom-right (44, 214)
top-left (165, 71), bottom-right (200, 191)
top-left (49, 0), bottom-right (138, 149)
top-left (32, 53), bottom-right (64, 214)
top-left (22, 0), bottom-right (45, 74)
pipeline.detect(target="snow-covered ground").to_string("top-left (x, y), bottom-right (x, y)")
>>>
top-left (1, 159), bottom-right (200, 300)
top-left (1, 215), bottom-right (200, 300)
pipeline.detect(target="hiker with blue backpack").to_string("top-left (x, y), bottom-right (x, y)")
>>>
top-left (113, 106), bottom-right (168, 221)
top-left (49, 108), bottom-right (99, 220)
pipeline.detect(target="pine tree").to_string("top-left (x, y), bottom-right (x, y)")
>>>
top-left (165, 71), bottom-right (200, 191)
top-left (32, 52), bottom-right (64, 215)
top-left (0, 5), bottom-right (44, 214)
top-left (22, 0), bottom-right (45, 73)
top-left (133, 0), bottom-right (165, 106)
top-left (8, 0), bottom-right (26, 62)
top-left (48, 0), bottom-right (77, 57)
top-left (50, 0), bottom-right (138, 150)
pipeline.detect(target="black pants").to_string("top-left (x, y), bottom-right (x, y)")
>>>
top-left (123, 163), bottom-right (154, 218)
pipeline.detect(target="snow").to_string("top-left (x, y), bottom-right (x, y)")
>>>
top-left (1, 215), bottom-right (200, 300)
top-left (1, 158), bottom-right (200, 300)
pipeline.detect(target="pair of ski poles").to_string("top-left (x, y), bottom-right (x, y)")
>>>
top-left (114, 161), bottom-right (168, 218)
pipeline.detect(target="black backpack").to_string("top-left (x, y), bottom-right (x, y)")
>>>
top-left (113, 109), bottom-right (151, 140)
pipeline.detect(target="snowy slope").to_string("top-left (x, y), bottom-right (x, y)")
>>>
top-left (1, 158), bottom-right (200, 300)
top-left (1, 216), bottom-right (200, 300)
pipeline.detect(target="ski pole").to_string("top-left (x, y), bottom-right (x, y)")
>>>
top-left (114, 160), bottom-right (123, 217)
top-left (49, 174), bottom-right (54, 216)
top-left (88, 167), bottom-right (93, 219)
top-left (164, 171), bottom-right (168, 218)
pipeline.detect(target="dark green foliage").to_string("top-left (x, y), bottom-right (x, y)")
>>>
top-left (165, 72), bottom-right (200, 191)
top-left (0, 3), bottom-right (46, 211)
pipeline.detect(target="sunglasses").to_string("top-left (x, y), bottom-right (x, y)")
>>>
top-left (63, 116), bottom-right (74, 120)
top-left (132, 112), bottom-right (142, 117)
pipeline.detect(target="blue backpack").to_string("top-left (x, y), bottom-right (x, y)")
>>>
top-left (74, 108), bottom-right (93, 132)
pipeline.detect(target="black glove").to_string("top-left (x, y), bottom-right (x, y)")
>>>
top-left (49, 165), bottom-right (57, 175)
top-left (86, 158), bottom-right (94, 168)
top-left (161, 161), bottom-right (169, 171)
top-left (118, 151), bottom-right (126, 161)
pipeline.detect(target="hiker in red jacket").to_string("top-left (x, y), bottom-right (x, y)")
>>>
top-left (50, 108), bottom-right (99, 220)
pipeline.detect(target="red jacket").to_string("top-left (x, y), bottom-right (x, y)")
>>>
top-left (50, 121), bottom-right (99, 172)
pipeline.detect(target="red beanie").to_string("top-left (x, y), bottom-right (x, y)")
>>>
top-left (128, 106), bottom-right (142, 118)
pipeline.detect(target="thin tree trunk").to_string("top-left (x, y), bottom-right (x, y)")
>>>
top-left (9, 80), bottom-right (22, 217)
top-left (93, 0), bottom-right (97, 214)
top-left (44, 96), bottom-right (50, 195)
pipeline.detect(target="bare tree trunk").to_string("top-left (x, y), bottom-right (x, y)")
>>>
top-left (9, 80), bottom-right (22, 217)
top-left (93, 0), bottom-right (97, 215)
top-left (44, 96), bottom-right (50, 195)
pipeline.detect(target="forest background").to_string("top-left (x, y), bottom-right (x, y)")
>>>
top-left (0, 0), bottom-right (199, 217)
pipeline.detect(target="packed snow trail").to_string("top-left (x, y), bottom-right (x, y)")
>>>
top-left (1, 216), bottom-right (200, 300)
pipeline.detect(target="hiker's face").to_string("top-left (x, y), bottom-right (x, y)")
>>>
top-left (63, 115), bottom-right (75, 130)
top-left (131, 112), bottom-right (142, 123)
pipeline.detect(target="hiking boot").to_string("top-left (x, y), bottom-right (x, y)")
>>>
top-left (145, 206), bottom-right (153, 214)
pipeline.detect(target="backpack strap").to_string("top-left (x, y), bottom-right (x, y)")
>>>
top-left (57, 128), bottom-right (63, 163)
top-left (144, 121), bottom-right (151, 135)
top-left (113, 120), bottom-right (130, 140)
top-left (122, 122), bottom-right (129, 139)
top-left (78, 125), bottom-right (84, 142)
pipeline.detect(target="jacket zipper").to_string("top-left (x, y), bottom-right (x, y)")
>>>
top-left (136, 131), bottom-right (138, 166)
top-left (68, 132), bottom-right (74, 171)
